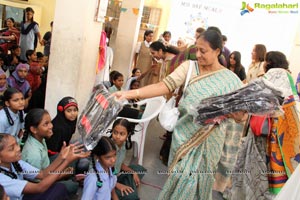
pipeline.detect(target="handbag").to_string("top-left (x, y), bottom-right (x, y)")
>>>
top-left (158, 60), bottom-right (194, 131)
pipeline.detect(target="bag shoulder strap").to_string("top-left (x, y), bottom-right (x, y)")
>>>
top-left (183, 60), bottom-right (195, 92)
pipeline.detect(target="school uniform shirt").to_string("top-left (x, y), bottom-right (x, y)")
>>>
top-left (108, 85), bottom-right (122, 93)
top-left (115, 143), bottom-right (126, 173)
top-left (82, 162), bottom-right (117, 200)
top-left (0, 160), bottom-right (39, 200)
top-left (22, 135), bottom-right (50, 169)
top-left (0, 108), bottom-right (24, 141)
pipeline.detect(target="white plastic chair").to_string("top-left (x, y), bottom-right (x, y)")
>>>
top-left (119, 96), bottom-right (166, 165)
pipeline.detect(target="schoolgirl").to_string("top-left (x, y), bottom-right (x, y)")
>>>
top-left (0, 133), bottom-right (89, 200)
top-left (6, 63), bottom-right (31, 108)
top-left (108, 71), bottom-right (124, 93)
top-left (19, 7), bottom-right (42, 61)
top-left (111, 118), bottom-right (146, 199)
top-left (21, 108), bottom-right (79, 195)
top-left (82, 136), bottom-right (118, 200)
top-left (46, 97), bottom-right (79, 158)
top-left (0, 88), bottom-right (24, 141)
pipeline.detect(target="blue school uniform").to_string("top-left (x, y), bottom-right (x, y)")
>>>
top-left (0, 160), bottom-right (39, 200)
top-left (0, 108), bottom-right (24, 141)
top-left (82, 162), bottom-right (117, 200)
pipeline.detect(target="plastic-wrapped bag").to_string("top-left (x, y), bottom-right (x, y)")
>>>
top-left (158, 96), bottom-right (180, 132)
top-left (191, 78), bottom-right (284, 126)
top-left (77, 84), bottom-right (123, 150)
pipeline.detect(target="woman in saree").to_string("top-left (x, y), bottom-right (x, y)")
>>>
top-left (225, 51), bottom-right (300, 200)
top-left (0, 18), bottom-right (20, 54)
top-left (113, 30), bottom-right (246, 199)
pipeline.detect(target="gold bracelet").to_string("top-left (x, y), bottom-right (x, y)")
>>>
top-left (136, 89), bottom-right (140, 99)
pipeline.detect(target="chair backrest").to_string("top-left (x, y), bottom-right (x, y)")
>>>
top-left (119, 96), bottom-right (166, 123)
top-left (140, 96), bottom-right (166, 120)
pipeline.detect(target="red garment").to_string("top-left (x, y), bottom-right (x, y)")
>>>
top-left (0, 27), bottom-right (20, 54)
top-left (26, 62), bottom-right (42, 92)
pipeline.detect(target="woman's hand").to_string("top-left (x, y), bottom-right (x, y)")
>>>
top-left (116, 183), bottom-right (134, 196)
top-left (111, 91), bottom-right (127, 100)
top-left (133, 173), bottom-right (140, 187)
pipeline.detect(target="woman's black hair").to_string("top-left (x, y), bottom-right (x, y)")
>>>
top-left (131, 68), bottom-right (140, 76)
top-left (20, 108), bottom-right (49, 150)
top-left (23, 7), bottom-right (35, 22)
top-left (111, 118), bottom-right (135, 150)
top-left (265, 51), bottom-right (289, 72)
top-left (227, 51), bottom-right (243, 74)
top-left (143, 30), bottom-right (153, 41)
top-left (198, 30), bottom-right (223, 56)
top-left (6, 17), bottom-right (15, 24)
top-left (2, 88), bottom-right (24, 126)
top-left (91, 136), bottom-right (117, 188)
top-left (0, 134), bottom-right (23, 179)
top-left (150, 41), bottom-right (180, 55)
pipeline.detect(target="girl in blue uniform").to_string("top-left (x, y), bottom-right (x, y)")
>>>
top-left (0, 133), bottom-right (89, 200)
top-left (82, 136), bottom-right (118, 200)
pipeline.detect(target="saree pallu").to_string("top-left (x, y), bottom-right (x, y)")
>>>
top-left (158, 69), bottom-right (243, 200)
top-left (267, 97), bottom-right (300, 194)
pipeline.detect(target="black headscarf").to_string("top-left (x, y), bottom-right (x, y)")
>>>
top-left (46, 97), bottom-right (78, 155)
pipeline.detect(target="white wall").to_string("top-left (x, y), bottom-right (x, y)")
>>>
top-left (45, 0), bottom-right (103, 118)
top-left (167, 0), bottom-right (300, 77)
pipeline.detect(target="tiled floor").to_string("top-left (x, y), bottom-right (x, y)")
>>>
top-left (134, 119), bottom-right (168, 200)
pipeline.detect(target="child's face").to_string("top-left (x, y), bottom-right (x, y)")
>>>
top-left (28, 52), bottom-right (37, 62)
top-left (113, 76), bottom-right (124, 89)
top-left (0, 136), bottom-right (22, 167)
top-left (0, 74), bottom-right (6, 87)
top-left (163, 33), bottom-right (171, 42)
top-left (64, 106), bottom-right (78, 121)
top-left (31, 113), bottom-right (53, 140)
top-left (99, 150), bottom-right (116, 169)
top-left (13, 47), bottom-right (21, 56)
top-left (17, 68), bottom-right (28, 79)
top-left (26, 11), bottom-right (34, 21)
top-left (112, 124), bottom-right (128, 147)
top-left (5, 92), bottom-right (25, 113)
top-left (134, 70), bottom-right (141, 77)
top-left (130, 81), bottom-right (140, 90)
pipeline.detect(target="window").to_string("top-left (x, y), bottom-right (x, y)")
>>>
top-left (138, 6), bottom-right (161, 41)
top-left (0, 4), bottom-right (23, 28)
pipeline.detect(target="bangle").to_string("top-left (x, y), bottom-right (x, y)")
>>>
top-left (136, 89), bottom-right (140, 99)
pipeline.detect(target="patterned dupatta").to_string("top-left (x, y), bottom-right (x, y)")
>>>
top-left (168, 69), bottom-right (227, 172)
top-left (267, 72), bottom-right (300, 194)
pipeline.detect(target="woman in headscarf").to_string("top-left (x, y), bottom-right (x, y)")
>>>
top-left (46, 97), bottom-right (78, 159)
top-left (6, 63), bottom-right (31, 108)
